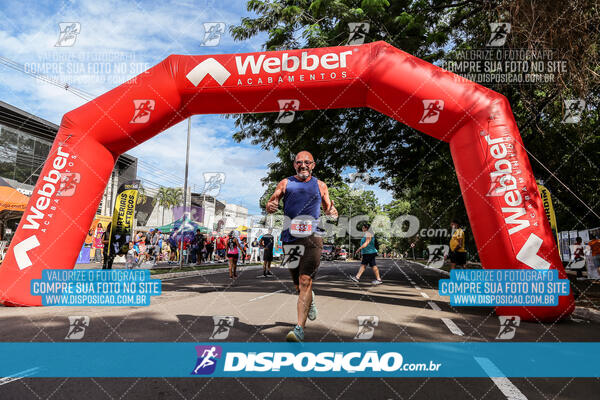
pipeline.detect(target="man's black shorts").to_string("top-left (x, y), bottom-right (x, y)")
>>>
top-left (283, 235), bottom-right (323, 285)
top-left (263, 247), bottom-right (274, 262)
top-left (449, 250), bottom-right (467, 265)
top-left (361, 253), bottom-right (377, 267)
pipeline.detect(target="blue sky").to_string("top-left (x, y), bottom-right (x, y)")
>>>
top-left (0, 0), bottom-right (393, 215)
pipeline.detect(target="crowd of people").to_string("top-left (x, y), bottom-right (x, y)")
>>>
top-left (95, 224), bottom-right (278, 272)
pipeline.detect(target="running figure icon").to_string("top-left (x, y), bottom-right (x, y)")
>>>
top-left (193, 346), bottom-right (218, 374)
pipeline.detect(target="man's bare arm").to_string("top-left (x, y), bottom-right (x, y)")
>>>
top-left (266, 179), bottom-right (287, 214)
top-left (318, 180), bottom-right (338, 218)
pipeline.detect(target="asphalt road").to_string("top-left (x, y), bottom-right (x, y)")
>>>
top-left (1, 258), bottom-right (599, 399)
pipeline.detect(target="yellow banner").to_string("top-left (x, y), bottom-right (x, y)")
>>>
top-left (109, 180), bottom-right (140, 254)
top-left (537, 183), bottom-right (560, 252)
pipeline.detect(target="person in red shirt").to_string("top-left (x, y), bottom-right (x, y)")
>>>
top-left (216, 235), bottom-right (227, 262)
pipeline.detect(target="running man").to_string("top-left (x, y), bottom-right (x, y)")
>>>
top-left (266, 151), bottom-right (338, 342)
top-left (260, 229), bottom-right (275, 277)
top-left (350, 223), bottom-right (382, 284)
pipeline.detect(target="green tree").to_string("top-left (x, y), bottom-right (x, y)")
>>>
top-left (152, 187), bottom-right (183, 225)
top-left (152, 187), bottom-right (171, 226)
top-left (231, 0), bottom-right (600, 257)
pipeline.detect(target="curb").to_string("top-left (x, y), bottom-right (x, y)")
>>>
top-left (572, 306), bottom-right (600, 323)
top-left (155, 265), bottom-right (263, 281)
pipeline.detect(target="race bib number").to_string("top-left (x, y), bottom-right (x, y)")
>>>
top-left (290, 218), bottom-right (314, 237)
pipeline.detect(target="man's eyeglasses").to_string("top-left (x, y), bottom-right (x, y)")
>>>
top-left (295, 160), bottom-right (314, 165)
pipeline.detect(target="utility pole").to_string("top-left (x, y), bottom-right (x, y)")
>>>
top-left (179, 117), bottom-right (191, 268)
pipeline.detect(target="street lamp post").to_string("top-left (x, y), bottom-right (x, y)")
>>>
top-left (179, 117), bottom-right (191, 268)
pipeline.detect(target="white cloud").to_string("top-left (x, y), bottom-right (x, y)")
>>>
top-left (0, 0), bottom-right (393, 216)
top-left (128, 116), bottom-right (276, 214)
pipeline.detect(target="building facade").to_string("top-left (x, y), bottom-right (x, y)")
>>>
top-left (0, 100), bottom-right (137, 240)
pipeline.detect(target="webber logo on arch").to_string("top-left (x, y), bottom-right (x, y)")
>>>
top-left (186, 49), bottom-right (356, 88)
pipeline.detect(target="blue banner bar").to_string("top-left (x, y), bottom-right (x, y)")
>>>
top-left (0, 342), bottom-right (597, 378)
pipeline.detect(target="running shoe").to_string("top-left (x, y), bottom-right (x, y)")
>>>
top-left (372, 279), bottom-right (383, 285)
top-left (286, 325), bottom-right (304, 342)
top-left (349, 275), bottom-right (359, 283)
top-left (266, 270), bottom-right (273, 276)
top-left (308, 290), bottom-right (317, 321)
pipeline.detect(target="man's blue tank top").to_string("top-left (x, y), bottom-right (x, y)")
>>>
top-left (281, 176), bottom-right (321, 243)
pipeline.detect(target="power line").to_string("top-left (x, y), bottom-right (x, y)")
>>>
top-left (0, 56), bottom-right (95, 101)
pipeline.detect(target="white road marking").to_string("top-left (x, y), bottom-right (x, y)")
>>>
top-left (420, 292), bottom-right (430, 299)
top-left (249, 290), bottom-right (285, 302)
top-left (427, 301), bottom-right (464, 336)
top-left (441, 318), bottom-right (464, 336)
top-left (474, 357), bottom-right (528, 400)
top-left (0, 367), bottom-right (39, 386)
top-left (414, 285), bottom-right (421, 290)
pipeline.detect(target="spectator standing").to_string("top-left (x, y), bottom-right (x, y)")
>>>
top-left (259, 229), bottom-right (275, 277)
top-left (92, 223), bottom-right (104, 262)
top-left (250, 238), bottom-right (260, 262)
top-left (194, 229), bottom-right (205, 265)
top-left (588, 235), bottom-right (600, 278)
top-left (448, 220), bottom-right (467, 269)
top-left (126, 242), bottom-right (138, 270)
top-left (102, 222), bottom-right (115, 270)
top-left (206, 236), bottom-right (215, 263)
top-left (240, 237), bottom-right (248, 264)
top-left (217, 235), bottom-right (227, 262)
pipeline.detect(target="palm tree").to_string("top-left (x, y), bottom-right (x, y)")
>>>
top-left (168, 188), bottom-right (183, 212)
top-left (152, 187), bottom-right (172, 226)
top-left (137, 185), bottom-right (148, 206)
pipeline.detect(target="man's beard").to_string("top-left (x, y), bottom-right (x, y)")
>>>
top-left (296, 169), bottom-right (310, 180)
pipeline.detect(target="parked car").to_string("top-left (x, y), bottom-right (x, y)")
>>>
top-left (321, 244), bottom-right (335, 261)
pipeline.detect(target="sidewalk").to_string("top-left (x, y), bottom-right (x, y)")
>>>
top-left (75, 260), bottom-right (264, 276)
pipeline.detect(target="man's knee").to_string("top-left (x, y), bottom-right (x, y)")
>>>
top-left (299, 274), bottom-right (312, 290)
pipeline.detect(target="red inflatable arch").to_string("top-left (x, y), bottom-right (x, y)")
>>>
top-left (0, 41), bottom-right (574, 320)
